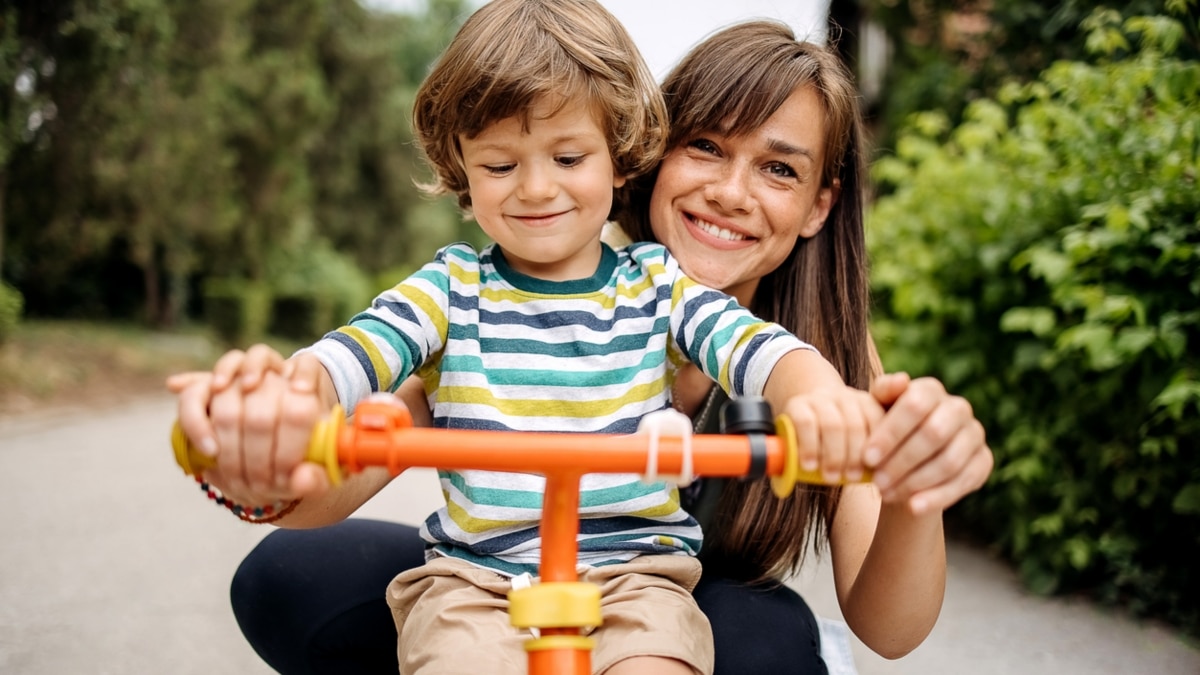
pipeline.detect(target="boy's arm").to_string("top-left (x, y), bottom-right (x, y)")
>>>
top-left (760, 347), bottom-right (845, 401)
top-left (301, 247), bottom-right (458, 413)
top-left (762, 349), bottom-right (884, 483)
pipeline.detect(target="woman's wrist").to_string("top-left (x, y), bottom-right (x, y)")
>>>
top-left (194, 474), bottom-right (301, 524)
top-left (877, 499), bottom-right (944, 543)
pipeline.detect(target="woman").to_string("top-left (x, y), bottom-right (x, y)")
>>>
top-left (182, 20), bottom-right (992, 675)
top-left (614, 21), bottom-right (992, 669)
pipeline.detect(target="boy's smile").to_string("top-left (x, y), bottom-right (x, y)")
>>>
top-left (459, 97), bottom-right (626, 282)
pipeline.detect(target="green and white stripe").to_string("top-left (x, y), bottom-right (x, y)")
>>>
top-left (303, 240), bottom-right (812, 575)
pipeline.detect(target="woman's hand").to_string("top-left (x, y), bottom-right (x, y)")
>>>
top-left (865, 372), bottom-right (993, 515)
top-left (168, 346), bottom-right (335, 505)
top-left (167, 343), bottom-right (288, 396)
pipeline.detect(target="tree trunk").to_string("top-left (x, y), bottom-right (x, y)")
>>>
top-left (828, 0), bottom-right (863, 73)
top-left (163, 266), bottom-right (185, 329)
top-left (0, 168), bottom-right (7, 281)
top-left (143, 249), bottom-right (162, 328)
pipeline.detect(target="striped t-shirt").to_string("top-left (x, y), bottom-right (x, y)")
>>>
top-left (304, 241), bottom-right (812, 576)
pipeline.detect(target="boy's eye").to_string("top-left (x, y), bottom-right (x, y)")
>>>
top-left (556, 154), bottom-right (585, 168)
top-left (483, 163), bottom-right (515, 175)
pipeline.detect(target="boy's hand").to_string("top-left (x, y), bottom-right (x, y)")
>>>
top-left (778, 387), bottom-right (886, 484)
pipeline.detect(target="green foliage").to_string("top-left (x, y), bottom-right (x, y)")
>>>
top-left (0, 6), bottom-right (41, 167)
top-left (265, 235), bottom-right (375, 336)
top-left (203, 278), bottom-right (271, 348)
top-left (868, 11), bottom-right (1200, 634)
top-left (269, 293), bottom-right (330, 343)
top-left (0, 281), bottom-right (23, 343)
top-left (863, 0), bottom-right (1199, 154)
top-left (2, 0), bottom-right (476, 327)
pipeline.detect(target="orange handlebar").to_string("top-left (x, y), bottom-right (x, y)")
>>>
top-left (171, 399), bottom-right (869, 496)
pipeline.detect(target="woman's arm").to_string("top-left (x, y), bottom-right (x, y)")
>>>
top-left (831, 484), bottom-right (945, 658)
top-left (829, 370), bottom-right (993, 658)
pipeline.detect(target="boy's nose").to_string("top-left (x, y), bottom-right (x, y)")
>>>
top-left (516, 164), bottom-right (557, 201)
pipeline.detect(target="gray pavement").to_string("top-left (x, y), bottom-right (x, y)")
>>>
top-left (1, 396), bottom-right (1197, 674)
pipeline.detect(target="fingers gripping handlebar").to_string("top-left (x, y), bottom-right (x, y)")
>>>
top-left (169, 397), bottom-right (870, 675)
top-left (170, 397), bottom-right (869, 496)
top-left (171, 403), bottom-right (351, 485)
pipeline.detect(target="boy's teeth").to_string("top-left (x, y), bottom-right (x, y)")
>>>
top-left (695, 218), bottom-right (747, 241)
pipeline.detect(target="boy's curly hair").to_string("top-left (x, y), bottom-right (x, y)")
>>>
top-left (413, 0), bottom-right (667, 213)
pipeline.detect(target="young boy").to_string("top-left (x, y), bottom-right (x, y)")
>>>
top-left (174, 1), bottom-right (883, 673)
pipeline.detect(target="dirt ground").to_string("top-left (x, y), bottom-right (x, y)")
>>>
top-left (0, 321), bottom-right (220, 418)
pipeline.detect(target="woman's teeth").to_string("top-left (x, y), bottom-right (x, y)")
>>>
top-left (694, 218), bottom-right (747, 241)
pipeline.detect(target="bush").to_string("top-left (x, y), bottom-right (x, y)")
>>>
top-left (0, 282), bottom-right (24, 343)
top-left (265, 238), bottom-right (375, 334)
top-left (270, 293), bottom-right (332, 343)
top-left (867, 10), bottom-right (1200, 634)
top-left (202, 279), bottom-right (271, 348)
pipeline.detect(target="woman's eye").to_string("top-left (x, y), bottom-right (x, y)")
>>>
top-left (687, 138), bottom-right (719, 155)
top-left (765, 161), bottom-right (797, 179)
top-left (556, 154), bottom-right (585, 168)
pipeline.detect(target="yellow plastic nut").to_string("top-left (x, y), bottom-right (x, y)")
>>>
top-left (508, 582), bottom-right (602, 629)
top-left (308, 405), bottom-right (344, 486)
top-left (770, 415), bottom-right (799, 498)
top-left (523, 635), bottom-right (596, 653)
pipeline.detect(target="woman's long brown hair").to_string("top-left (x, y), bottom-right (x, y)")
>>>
top-left (617, 21), bottom-right (872, 584)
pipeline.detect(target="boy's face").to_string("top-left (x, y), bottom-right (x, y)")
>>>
top-left (459, 97), bottom-right (626, 281)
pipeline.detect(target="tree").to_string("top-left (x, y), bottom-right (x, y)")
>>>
top-left (0, 0), bottom-right (477, 326)
top-left (0, 3), bottom-right (61, 282)
top-left (864, 0), bottom-right (1199, 154)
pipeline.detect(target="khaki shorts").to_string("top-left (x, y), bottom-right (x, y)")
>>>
top-left (387, 554), bottom-right (713, 675)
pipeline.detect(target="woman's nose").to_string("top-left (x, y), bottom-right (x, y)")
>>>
top-left (704, 162), bottom-right (753, 212)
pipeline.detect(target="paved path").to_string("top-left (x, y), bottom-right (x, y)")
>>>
top-left (1, 397), bottom-right (1196, 674)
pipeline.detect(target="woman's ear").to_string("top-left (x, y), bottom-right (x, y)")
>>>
top-left (798, 178), bottom-right (840, 238)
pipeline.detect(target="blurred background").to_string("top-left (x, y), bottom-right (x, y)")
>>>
top-left (0, 0), bottom-right (1197, 648)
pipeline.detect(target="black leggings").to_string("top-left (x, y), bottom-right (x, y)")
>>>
top-left (231, 519), bottom-right (828, 675)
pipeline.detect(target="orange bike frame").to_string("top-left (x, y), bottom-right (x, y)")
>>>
top-left (173, 399), bottom-right (852, 675)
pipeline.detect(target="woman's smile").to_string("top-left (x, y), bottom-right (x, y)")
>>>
top-left (684, 211), bottom-right (753, 245)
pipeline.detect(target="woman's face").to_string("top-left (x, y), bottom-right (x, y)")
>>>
top-left (649, 85), bottom-right (835, 306)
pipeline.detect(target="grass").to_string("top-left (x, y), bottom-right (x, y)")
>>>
top-left (0, 320), bottom-right (227, 417)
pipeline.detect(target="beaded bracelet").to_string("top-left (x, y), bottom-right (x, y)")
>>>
top-left (195, 475), bottom-right (301, 524)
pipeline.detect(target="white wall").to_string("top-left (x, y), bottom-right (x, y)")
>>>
top-left (361, 0), bottom-right (830, 79)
